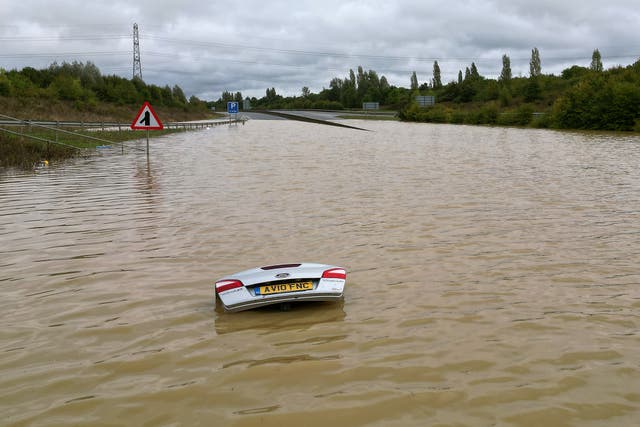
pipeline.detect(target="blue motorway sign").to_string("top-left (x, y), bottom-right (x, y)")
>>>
top-left (227, 101), bottom-right (239, 114)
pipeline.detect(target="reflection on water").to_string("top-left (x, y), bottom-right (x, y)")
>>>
top-left (214, 300), bottom-right (346, 335)
top-left (1, 122), bottom-right (640, 426)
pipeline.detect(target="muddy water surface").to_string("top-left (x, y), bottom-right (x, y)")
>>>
top-left (1, 121), bottom-right (640, 426)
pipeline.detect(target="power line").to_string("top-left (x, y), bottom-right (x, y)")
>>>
top-left (2, 29), bottom-right (638, 65)
top-left (141, 34), bottom-right (640, 64)
top-left (0, 35), bottom-right (130, 42)
top-left (0, 51), bottom-right (128, 58)
top-left (2, 47), bottom-right (637, 73)
top-left (2, 32), bottom-right (638, 82)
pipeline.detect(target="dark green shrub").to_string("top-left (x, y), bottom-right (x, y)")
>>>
top-left (450, 110), bottom-right (466, 124)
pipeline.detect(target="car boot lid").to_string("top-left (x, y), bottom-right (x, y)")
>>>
top-left (217, 263), bottom-right (344, 287)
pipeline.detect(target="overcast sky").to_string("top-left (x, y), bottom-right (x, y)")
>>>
top-left (2, 0), bottom-right (639, 100)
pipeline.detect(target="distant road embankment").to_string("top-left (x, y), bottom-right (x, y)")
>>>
top-left (243, 110), bottom-right (382, 130)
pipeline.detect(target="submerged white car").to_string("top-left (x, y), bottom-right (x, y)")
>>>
top-left (215, 263), bottom-right (346, 312)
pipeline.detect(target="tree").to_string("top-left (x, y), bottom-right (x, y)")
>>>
top-left (189, 95), bottom-right (203, 105)
top-left (148, 85), bottom-right (163, 105)
top-left (530, 47), bottom-right (541, 77)
top-left (553, 61), bottom-right (640, 131)
top-left (266, 87), bottom-right (277, 101)
top-left (591, 49), bottom-right (603, 72)
top-left (75, 61), bottom-right (102, 89)
top-left (161, 85), bottom-right (174, 105)
top-left (172, 85), bottom-right (187, 104)
top-left (20, 66), bottom-right (49, 88)
top-left (432, 61), bottom-right (442, 89)
top-left (6, 71), bottom-right (38, 97)
top-left (341, 70), bottom-right (357, 108)
top-left (301, 86), bottom-right (310, 98)
top-left (327, 78), bottom-right (342, 102)
top-left (470, 62), bottom-right (480, 80)
top-left (49, 74), bottom-right (84, 101)
top-left (562, 65), bottom-right (590, 80)
top-left (379, 75), bottom-right (390, 103)
top-left (220, 90), bottom-right (234, 102)
top-left (356, 66), bottom-right (368, 100)
top-left (524, 77), bottom-right (541, 102)
top-left (500, 54), bottom-right (512, 85)
top-left (410, 71), bottom-right (419, 91)
top-left (458, 70), bottom-right (463, 84)
top-left (363, 69), bottom-right (381, 102)
top-left (0, 70), bottom-right (11, 96)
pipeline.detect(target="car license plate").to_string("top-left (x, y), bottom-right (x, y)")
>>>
top-left (255, 281), bottom-right (313, 295)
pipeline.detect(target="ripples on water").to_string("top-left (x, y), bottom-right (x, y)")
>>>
top-left (1, 121), bottom-right (639, 426)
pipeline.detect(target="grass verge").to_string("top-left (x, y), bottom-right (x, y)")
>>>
top-left (0, 128), bottom-right (182, 169)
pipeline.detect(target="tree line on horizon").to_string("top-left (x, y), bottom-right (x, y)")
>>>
top-left (0, 61), bottom-right (209, 113)
top-left (216, 65), bottom-right (412, 111)
top-left (399, 48), bottom-right (640, 131)
top-left (1, 47), bottom-right (639, 131)
top-left (217, 48), bottom-right (639, 131)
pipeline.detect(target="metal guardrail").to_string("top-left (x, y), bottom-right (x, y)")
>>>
top-left (0, 120), bottom-right (123, 128)
top-left (0, 126), bottom-right (85, 151)
top-left (0, 118), bottom-right (245, 130)
top-left (0, 113), bottom-right (248, 153)
top-left (0, 113), bottom-right (144, 152)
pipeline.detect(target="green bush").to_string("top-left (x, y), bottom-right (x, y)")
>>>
top-left (48, 75), bottom-right (85, 101)
top-left (422, 106), bottom-right (449, 123)
top-left (0, 76), bottom-right (11, 96)
top-left (464, 110), bottom-right (483, 125)
top-left (7, 72), bottom-right (40, 97)
top-left (515, 105), bottom-right (534, 126)
top-left (450, 110), bottom-right (466, 124)
top-left (499, 88), bottom-right (512, 107)
top-left (531, 113), bottom-right (551, 128)
top-left (481, 105), bottom-right (499, 124)
top-left (476, 80), bottom-right (500, 102)
top-left (399, 103), bottom-right (420, 121)
top-left (312, 100), bottom-right (343, 110)
top-left (496, 112), bottom-right (519, 127)
top-left (463, 105), bottom-right (498, 125)
top-left (552, 64), bottom-right (640, 131)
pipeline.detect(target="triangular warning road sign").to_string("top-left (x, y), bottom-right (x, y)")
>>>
top-left (131, 101), bottom-right (164, 130)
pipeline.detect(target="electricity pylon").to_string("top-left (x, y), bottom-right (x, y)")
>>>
top-left (133, 23), bottom-right (142, 80)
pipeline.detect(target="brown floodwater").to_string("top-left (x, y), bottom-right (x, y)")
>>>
top-left (1, 120), bottom-right (639, 426)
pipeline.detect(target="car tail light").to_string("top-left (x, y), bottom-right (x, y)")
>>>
top-left (322, 268), bottom-right (346, 280)
top-left (215, 279), bottom-right (243, 293)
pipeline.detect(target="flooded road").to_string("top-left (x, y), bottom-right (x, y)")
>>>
top-left (1, 120), bottom-right (640, 426)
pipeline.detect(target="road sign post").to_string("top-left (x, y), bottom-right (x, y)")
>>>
top-left (131, 101), bottom-right (163, 153)
top-left (227, 101), bottom-right (239, 123)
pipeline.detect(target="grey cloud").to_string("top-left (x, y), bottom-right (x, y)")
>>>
top-left (2, 0), bottom-right (639, 99)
